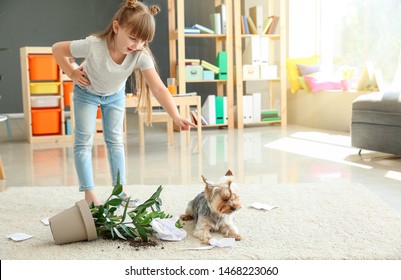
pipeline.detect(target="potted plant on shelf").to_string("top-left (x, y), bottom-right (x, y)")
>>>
top-left (49, 173), bottom-right (176, 245)
top-left (340, 65), bottom-right (356, 91)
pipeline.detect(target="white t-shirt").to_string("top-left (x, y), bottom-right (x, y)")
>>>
top-left (70, 35), bottom-right (154, 96)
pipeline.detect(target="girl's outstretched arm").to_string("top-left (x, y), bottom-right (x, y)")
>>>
top-left (142, 68), bottom-right (196, 131)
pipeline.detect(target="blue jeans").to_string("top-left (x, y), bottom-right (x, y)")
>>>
top-left (73, 85), bottom-right (126, 191)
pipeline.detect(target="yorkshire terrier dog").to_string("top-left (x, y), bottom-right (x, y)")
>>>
top-left (180, 170), bottom-right (242, 244)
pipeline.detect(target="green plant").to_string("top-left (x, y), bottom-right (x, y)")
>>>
top-left (90, 173), bottom-right (178, 242)
top-left (340, 65), bottom-right (356, 81)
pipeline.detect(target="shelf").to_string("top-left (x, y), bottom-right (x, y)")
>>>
top-left (240, 34), bottom-right (280, 40)
top-left (172, 33), bottom-right (228, 39)
top-left (168, 0), bottom-right (234, 129)
top-left (234, 0), bottom-right (287, 128)
top-left (242, 78), bottom-right (281, 82)
top-left (20, 47), bottom-right (73, 143)
top-left (178, 79), bottom-right (228, 84)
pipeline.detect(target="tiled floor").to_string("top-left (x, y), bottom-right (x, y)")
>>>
top-left (1, 112), bottom-right (401, 215)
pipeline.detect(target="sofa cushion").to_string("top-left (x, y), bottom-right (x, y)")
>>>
top-left (352, 92), bottom-right (401, 113)
top-left (297, 76), bottom-right (311, 93)
top-left (352, 92), bottom-right (401, 126)
top-left (286, 55), bottom-right (319, 93)
top-left (303, 72), bottom-right (341, 92)
top-left (297, 64), bottom-right (320, 76)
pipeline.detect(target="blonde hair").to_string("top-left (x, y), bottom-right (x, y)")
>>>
top-left (96, 0), bottom-right (160, 124)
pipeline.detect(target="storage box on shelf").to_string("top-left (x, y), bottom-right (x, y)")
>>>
top-left (234, 0), bottom-right (287, 128)
top-left (31, 96), bottom-right (61, 108)
top-left (168, 0), bottom-right (234, 129)
top-left (20, 47), bottom-right (72, 143)
top-left (63, 81), bottom-right (73, 107)
top-left (31, 108), bottom-right (62, 135)
top-left (28, 55), bottom-right (59, 80)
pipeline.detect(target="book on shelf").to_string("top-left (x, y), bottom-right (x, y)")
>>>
top-left (201, 95), bottom-right (228, 125)
top-left (262, 16), bottom-right (274, 34)
top-left (174, 92), bottom-right (197, 97)
top-left (191, 108), bottom-right (207, 126)
top-left (201, 60), bottom-right (220, 74)
top-left (215, 3), bottom-right (227, 34)
top-left (252, 93), bottom-right (261, 122)
top-left (266, 16), bottom-right (279, 34)
top-left (242, 94), bottom-right (276, 123)
top-left (190, 109), bottom-right (198, 125)
top-left (242, 95), bottom-right (254, 123)
top-left (247, 16), bottom-right (258, 35)
top-left (223, 96), bottom-right (228, 124)
top-left (259, 36), bottom-right (269, 64)
top-left (202, 95), bottom-right (216, 125)
top-left (249, 5), bottom-right (263, 35)
top-left (215, 96), bottom-right (226, 124)
top-left (243, 36), bottom-right (261, 65)
top-left (184, 27), bottom-right (200, 34)
top-left (261, 108), bottom-right (279, 118)
top-left (192, 23), bottom-right (214, 34)
top-left (242, 15), bottom-right (250, 34)
top-left (243, 35), bottom-right (270, 65)
top-left (261, 108), bottom-right (280, 122)
top-left (210, 13), bottom-right (222, 34)
top-left (216, 51), bottom-right (227, 80)
top-left (262, 116), bottom-right (281, 122)
top-left (185, 58), bottom-right (201, 65)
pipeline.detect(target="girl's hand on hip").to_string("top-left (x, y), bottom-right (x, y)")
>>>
top-left (71, 66), bottom-right (91, 87)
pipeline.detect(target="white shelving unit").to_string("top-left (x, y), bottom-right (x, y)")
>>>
top-left (234, 0), bottom-right (287, 128)
top-left (168, 0), bottom-right (235, 129)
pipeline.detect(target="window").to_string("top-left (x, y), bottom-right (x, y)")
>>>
top-left (289, 0), bottom-right (401, 86)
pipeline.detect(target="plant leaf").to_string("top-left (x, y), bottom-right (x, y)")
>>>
top-left (111, 170), bottom-right (123, 196)
top-left (113, 228), bottom-right (127, 240)
top-left (111, 184), bottom-right (123, 197)
top-left (133, 220), bottom-right (149, 242)
top-left (104, 198), bottom-right (123, 207)
top-left (120, 224), bottom-right (136, 239)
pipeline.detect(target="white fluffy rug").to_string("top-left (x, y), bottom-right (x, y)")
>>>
top-left (1, 182), bottom-right (401, 260)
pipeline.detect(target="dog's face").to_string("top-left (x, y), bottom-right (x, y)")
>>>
top-left (202, 170), bottom-right (241, 215)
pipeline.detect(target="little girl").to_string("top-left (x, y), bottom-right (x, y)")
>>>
top-left (52, 0), bottom-right (196, 206)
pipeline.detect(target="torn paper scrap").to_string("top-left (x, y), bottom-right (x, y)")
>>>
top-left (41, 217), bottom-right (49, 225)
top-left (251, 202), bottom-right (278, 211)
top-left (7, 233), bottom-right (34, 241)
top-left (209, 238), bottom-right (236, 247)
top-left (183, 245), bottom-right (216, 250)
top-left (183, 238), bottom-right (236, 250)
top-left (150, 216), bottom-right (187, 241)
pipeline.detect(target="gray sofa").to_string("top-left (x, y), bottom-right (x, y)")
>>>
top-left (351, 91), bottom-right (401, 155)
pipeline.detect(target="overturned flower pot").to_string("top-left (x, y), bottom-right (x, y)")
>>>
top-left (48, 172), bottom-right (181, 245)
top-left (49, 199), bottom-right (97, 245)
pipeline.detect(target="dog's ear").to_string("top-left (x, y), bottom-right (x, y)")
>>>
top-left (227, 179), bottom-right (232, 189)
top-left (201, 175), bottom-right (208, 184)
top-left (201, 175), bottom-right (211, 187)
top-left (225, 170), bottom-right (233, 176)
top-left (202, 175), bottom-right (214, 190)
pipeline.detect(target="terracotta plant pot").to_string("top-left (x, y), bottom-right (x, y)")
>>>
top-left (49, 200), bottom-right (97, 245)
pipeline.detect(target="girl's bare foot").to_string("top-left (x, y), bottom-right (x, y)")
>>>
top-left (85, 190), bottom-right (101, 206)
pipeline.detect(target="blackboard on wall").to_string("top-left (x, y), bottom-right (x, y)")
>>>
top-left (0, 0), bottom-right (169, 114)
